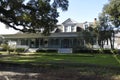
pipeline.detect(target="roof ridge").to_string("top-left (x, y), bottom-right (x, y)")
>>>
top-left (62, 18), bottom-right (78, 24)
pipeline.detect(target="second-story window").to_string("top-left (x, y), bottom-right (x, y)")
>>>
top-left (71, 26), bottom-right (74, 32)
top-left (65, 26), bottom-right (68, 32)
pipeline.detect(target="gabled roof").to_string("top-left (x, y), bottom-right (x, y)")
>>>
top-left (62, 18), bottom-right (78, 25)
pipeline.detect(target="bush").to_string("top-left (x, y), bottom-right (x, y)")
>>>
top-left (16, 48), bottom-right (25, 53)
top-left (0, 44), bottom-right (10, 51)
top-left (36, 49), bottom-right (57, 53)
top-left (9, 48), bottom-right (14, 52)
top-left (110, 49), bottom-right (118, 54)
top-left (73, 49), bottom-right (120, 54)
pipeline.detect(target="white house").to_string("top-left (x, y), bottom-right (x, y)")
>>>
top-left (57, 18), bottom-right (84, 32)
top-left (1, 18), bottom-right (120, 52)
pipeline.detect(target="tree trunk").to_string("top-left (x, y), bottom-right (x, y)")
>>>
top-left (112, 32), bottom-right (115, 49)
top-left (109, 38), bottom-right (113, 49)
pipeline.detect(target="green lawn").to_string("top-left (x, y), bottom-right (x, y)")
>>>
top-left (0, 52), bottom-right (120, 67)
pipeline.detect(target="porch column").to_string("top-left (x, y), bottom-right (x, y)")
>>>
top-left (28, 39), bottom-right (30, 47)
top-left (17, 39), bottom-right (21, 45)
top-left (38, 38), bottom-right (41, 48)
top-left (59, 38), bottom-right (62, 48)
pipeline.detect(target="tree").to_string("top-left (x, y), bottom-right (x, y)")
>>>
top-left (0, 0), bottom-right (69, 35)
top-left (83, 23), bottom-right (97, 49)
top-left (98, 13), bottom-right (114, 49)
top-left (102, 0), bottom-right (120, 49)
top-left (103, 0), bottom-right (120, 27)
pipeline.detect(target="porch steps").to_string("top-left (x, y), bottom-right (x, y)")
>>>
top-left (27, 48), bottom-right (38, 52)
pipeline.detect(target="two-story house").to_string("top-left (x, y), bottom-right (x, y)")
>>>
top-left (1, 18), bottom-right (119, 52)
top-left (0, 18), bottom-right (86, 51)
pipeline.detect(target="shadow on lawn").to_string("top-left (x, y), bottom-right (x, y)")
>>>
top-left (0, 53), bottom-right (120, 80)
top-left (0, 60), bottom-right (120, 80)
top-left (0, 63), bottom-right (120, 80)
top-left (0, 69), bottom-right (112, 80)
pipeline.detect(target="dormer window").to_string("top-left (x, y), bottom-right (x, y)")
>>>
top-left (71, 26), bottom-right (74, 32)
top-left (65, 26), bottom-right (71, 32)
top-left (65, 26), bottom-right (68, 32)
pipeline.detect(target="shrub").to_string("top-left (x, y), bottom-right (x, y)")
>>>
top-left (16, 48), bottom-right (25, 53)
top-left (0, 43), bottom-right (10, 51)
top-left (110, 49), bottom-right (118, 54)
top-left (9, 48), bottom-right (14, 52)
top-left (36, 49), bottom-right (57, 53)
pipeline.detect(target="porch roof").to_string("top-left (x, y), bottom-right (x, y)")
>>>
top-left (2, 33), bottom-right (43, 39)
top-left (2, 32), bottom-right (82, 39)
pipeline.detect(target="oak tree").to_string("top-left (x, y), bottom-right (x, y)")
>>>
top-left (103, 0), bottom-right (120, 27)
top-left (102, 0), bottom-right (120, 49)
top-left (0, 0), bottom-right (68, 35)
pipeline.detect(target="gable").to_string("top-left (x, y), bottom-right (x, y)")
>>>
top-left (62, 18), bottom-right (77, 25)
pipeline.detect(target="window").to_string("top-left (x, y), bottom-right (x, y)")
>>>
top-left (65, 26), bottom-right (72, 32)
top-left (71, 26), bottom-right (74, 32)
top-left (40, 39), bottom-right (44, 45)
top-left (65, 26), bottom-right (68, 32)
top-left (67, 26), bottom-right (71, 32)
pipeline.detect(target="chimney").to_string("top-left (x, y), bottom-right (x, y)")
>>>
top-left (94, 18), bottom-right (97, 25)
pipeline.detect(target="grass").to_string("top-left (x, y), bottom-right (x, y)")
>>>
top-left (0, 52), bottom-right (120, 80)
top-left (0, 52), bottom-right (120, 67)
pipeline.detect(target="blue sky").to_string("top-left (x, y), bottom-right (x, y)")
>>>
top-left (0, 0), bottom-right (109, 34)
top-left (58, 0), bottom-right (108, 23)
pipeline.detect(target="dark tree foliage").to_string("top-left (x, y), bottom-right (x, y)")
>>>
top-left (102, 0), bottom-right (120, 49)
top-left (0, 0), bottom-right (68, 35)
top-left (103, 0), bottom-right (120, 27)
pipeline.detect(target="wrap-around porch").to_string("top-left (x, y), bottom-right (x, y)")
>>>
top-left (13, 37), bottom-right (84, 50)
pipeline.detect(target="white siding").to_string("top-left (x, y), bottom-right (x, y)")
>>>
top-left (63, 25), bottom-right (77, 32)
